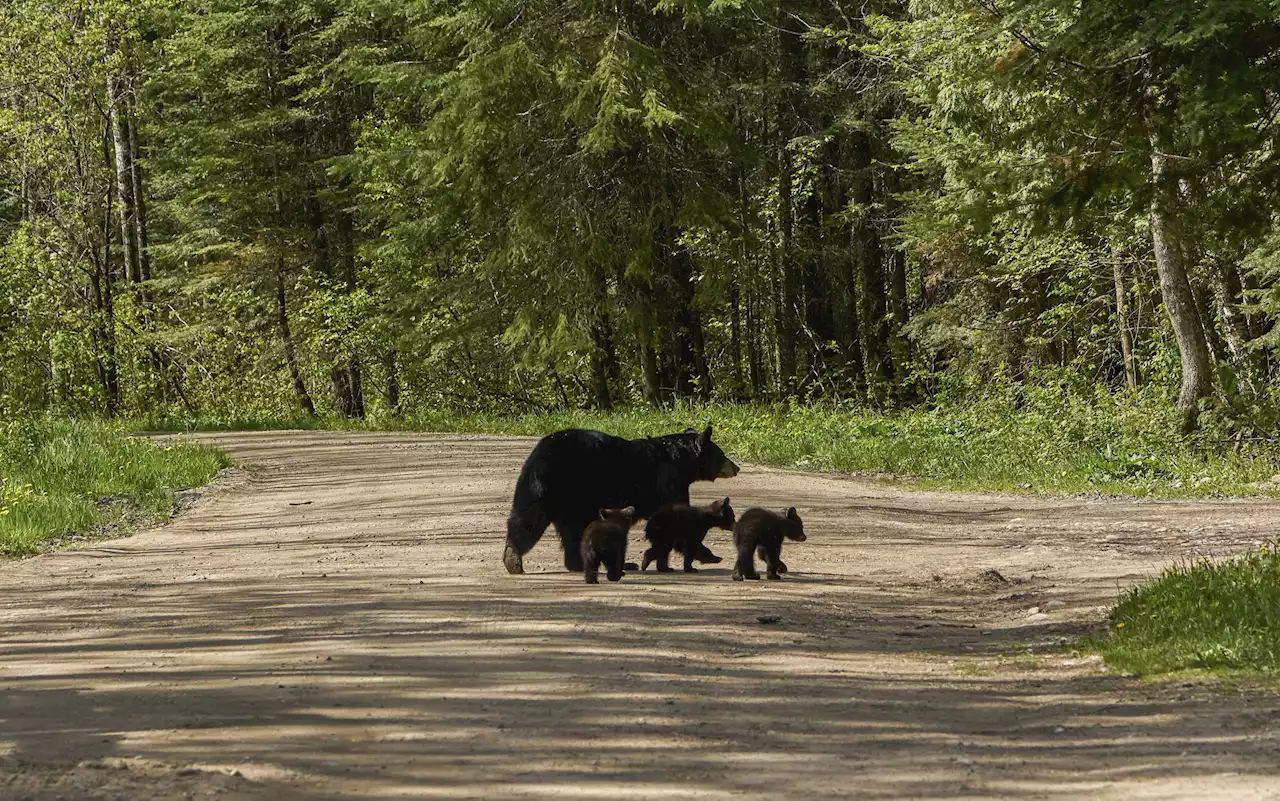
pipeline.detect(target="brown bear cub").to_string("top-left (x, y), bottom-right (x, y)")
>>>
top-left (580, 506), bottom-right (636, 584)
top-left (732, 507), bottom-right (805, 581)
top-left (641, 498), bottom-right (735, 573)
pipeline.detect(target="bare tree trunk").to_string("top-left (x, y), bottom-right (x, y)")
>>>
top-left (1212, 260), bottom-right (1253, 363)
top-left (851, 131), bottom-right (893, 397)
top-left (1149, 139), bottom-right (1212, 434)
top-left (729, 281), bottom-right (743, 399)
top-left (772, 18), bottom-right (801, 397)
top-left (1112, 251), bottom-right (1139, 390)
top-left (127, 114), bottom-right (151, 284)
top-left (746, 276), bottom-right (764, 398)
top-left (383, 351), bottom-right (402, 415)
top-left (588, 268), bottom-right (615, 411)
top-left (99, 125), bottom-right (121, 417)
top-left (105, 58), bottom-right (140, 285)
top-left (276, 260), bottom-right (316, 417)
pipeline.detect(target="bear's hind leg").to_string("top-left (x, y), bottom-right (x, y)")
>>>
top-left (556, 521), bottom-right (587, 572)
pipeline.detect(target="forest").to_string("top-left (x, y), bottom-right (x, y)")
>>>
top-left (3, 0), bottom-right (1280, 439)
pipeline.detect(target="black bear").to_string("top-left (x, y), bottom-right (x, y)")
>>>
top-left (581, 506), bottom-right (635, 584)
top-left (641, 498), bottom-right (735, 573)
top-left (504, 425), bottom-right (740, 574)
top-left (732, 507), bottom-right (806, 581)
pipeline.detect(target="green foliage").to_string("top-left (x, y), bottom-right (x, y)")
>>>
top-left (149, 380), bottom-right (1280, 498)
top-left (0, 417), bottom-right (230, 556)
top-left (1092, 541), bottom-right (1280, 677)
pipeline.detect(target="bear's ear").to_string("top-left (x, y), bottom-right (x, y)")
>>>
top-left (721, 496), bottom-right (730, 506)
top-left (701, 424), bottom-right (713, 441)
top-left (786, 506), bottom-right (799, 520)
top-left (621, 506), bottom-right (636, 519)
top-left (598, 508), bottom-right (610, 520)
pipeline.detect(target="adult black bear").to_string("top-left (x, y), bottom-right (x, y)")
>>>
top-left (641, 498), bottom-right (735, 573)
top-left (581, 506), bottom-right (635, 584)
top-left (504, 425), bottom-right (740, 574)
top-left (732, 507), bottom-right (805, 581)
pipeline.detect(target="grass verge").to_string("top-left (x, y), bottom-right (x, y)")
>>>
top-left (142, 392), bottom-right (1280, 498)
top-left (1089, 543), bottom-right (1280, 678)
top-left (1, 418), bottom-right (231, 557)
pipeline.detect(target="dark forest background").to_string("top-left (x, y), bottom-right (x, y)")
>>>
top-left (5, 0), bottom-right (1280, 438)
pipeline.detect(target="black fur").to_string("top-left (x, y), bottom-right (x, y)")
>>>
top-left (641, 498), bottom-right (735, 573)
top-left (581, 507), bottom-right (635, 584)
top-left (732, 507), bottom-right (805, 581)
top-left (504, 425), bottom-right (739, 574)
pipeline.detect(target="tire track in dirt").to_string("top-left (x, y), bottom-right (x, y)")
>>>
top-left (2, 431), bottom-right (1280, 800)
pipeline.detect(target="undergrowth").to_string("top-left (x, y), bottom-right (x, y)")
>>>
top-left (1090, 542), bottom-right (1280, 677)
top-left (0, 418), bottom-right (230, 557)
top-left (142, 387), bottom-right (1280, 498)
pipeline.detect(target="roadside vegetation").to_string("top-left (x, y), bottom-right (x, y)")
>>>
top-left (0, 418), bottom-right (230, 556)
top-left (1091, 542), bottom-right (1280, 678)
top-left (140, 382), bottom-right (1280, 499)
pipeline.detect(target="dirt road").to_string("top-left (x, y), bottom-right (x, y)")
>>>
top-left (3, 431), bottom-right (1280, 800)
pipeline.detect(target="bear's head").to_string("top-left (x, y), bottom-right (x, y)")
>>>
top-left (781, 506), bottom-right (806, 541)
top-left (708, 497), bottom-right (735, 530)
top-left (694, 425), bottom-right (739, 481)
top-left (598, 506), bottom-right (636, 528)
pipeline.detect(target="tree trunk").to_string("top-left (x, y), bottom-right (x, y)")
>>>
top-left (105, 63), bottom-right (140, 285)
top-left (729, 281), bottom-right (743, 399)
top-left (126, 114), bottom-right (152, 285)
top-left (851, 131), bottom-right (893, 397)
top-left (1149, 140), bottom-right (1212, 434)
top-left (1212, 260), bottom-right (1253, 363)
top-left (1112, 251), bottom-right (1139, 390)
top-left (275, 260), bottom-right (316, 417)
top-left (746, 276), bottom-right (764, 398)
top-left (588, 269), bottom-right (615, 411)
top-left (99, 125), bottom-right (121, 417)
top-left (772, 18), bottom-right (802, 397)
top-left (383, 351), bottom-right (402, 415)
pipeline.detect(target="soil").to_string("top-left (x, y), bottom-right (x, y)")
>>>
top-left (3, 431), bottom-right (1280, 800)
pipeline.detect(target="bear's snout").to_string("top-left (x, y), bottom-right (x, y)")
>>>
top-left (719, 459), bottom-right (740, 478)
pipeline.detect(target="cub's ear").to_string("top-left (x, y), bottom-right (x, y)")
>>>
top-left (786, 506), bottom-right (799, 520)
top-left (701, 424), bottom-right (713, 441)
top-left (598, 508), bottom-right (610, 520)
top-left (721, 497), bottom-right (730, 506)
top-left (621, 506), bottom-right (636, 518)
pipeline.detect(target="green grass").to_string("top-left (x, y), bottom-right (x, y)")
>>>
top-left (140, 389), bottom-right (1280, 498)
top-left (1089, 543), bottom-right (1280, 678)
top-left (0, 418), bottom-right (231, 557)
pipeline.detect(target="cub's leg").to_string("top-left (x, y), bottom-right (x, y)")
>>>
top-left (732, 539), bottom-right (760, 581)
top-left (582, 547), bottom-right (601, 584)
top-left (606, 545), bottom-right (626, 582)
top-left (757, 544), bottom-right (787, 574)
top-left (763, 539), bottom-right (785, 580)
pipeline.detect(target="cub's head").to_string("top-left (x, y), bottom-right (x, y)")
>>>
top-left (598, 506), bottom-right (636, 529)
top-left (693, 425), bottom-right (739, 482)
top-left (781, 507), bottom-right (806, 541)
top-left (708, 497), bottom-right (736, 530)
